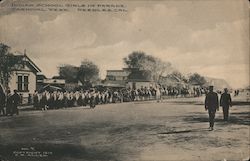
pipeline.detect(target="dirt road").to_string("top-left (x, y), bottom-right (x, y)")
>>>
top-left (0, 98), bottom-right (249, 161)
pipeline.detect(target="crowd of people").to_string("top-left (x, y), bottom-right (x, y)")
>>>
top-left (29, 86), bottom-right (206, 110)
top-left (0, 83), bottom-right (244, 134)
top-left (0, 90), bottom-right (20, 116)
top-left (0, 85), bottom-right (207, 115)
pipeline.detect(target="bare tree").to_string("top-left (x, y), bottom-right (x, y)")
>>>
top-left (139, 57), bottom-right (172, 83)
top-left (123, 51), bottom-right (172, 82)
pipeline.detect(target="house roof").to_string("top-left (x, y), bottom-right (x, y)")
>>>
top-left (37, 73), bottom-right (47, 79)
top-left (96, 80), bottom-right (126, 88)
top-left (204, 77), bottom-right (231, 90)
top-left (40, 84), bottom-right (65, 92)
top-left (159, 75), bottom-right (186, 86)
top-left (13, 54), bottom-right (42, 73)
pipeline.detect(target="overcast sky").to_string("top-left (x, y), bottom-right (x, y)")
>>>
top-left (0, 0), bottom-right (249, 88)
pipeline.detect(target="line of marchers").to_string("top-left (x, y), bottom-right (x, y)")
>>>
top-left (0, 43), bottom-right (231, 104)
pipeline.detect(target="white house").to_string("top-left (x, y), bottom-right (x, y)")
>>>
top-left (106, 69), bottom-right (131, 81)
top-left (104, 68), bottom-right (156, 89)
top-left (8, 53), bottom-right (41, 103)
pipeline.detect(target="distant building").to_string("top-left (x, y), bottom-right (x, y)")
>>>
top-left (99, 80), bottom-right (127, 88)
top-left (204, 77), bottom-right (231, 91)
top-left (36, 74), bottom-right (66, 92)
top-left (43, 77), bottom-right (65, 88)
top-left (101, 68), bottom-right (131, 88)
top-left (36, 73), bottom-right (47, 90)
top-left (106, 69), bottom-right (131, 81)
top-left (8, 53), bottom-right (42, 103)
top-left (103, 68), bottom-right (155, 89)
top-left (159, 75), bottom-right (187, 88)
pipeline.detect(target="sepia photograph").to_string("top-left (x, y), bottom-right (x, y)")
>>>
top-left (0, 0), bottom-right (249, 160)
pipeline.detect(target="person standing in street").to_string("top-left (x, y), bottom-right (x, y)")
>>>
top-left (89, 89), bottom-right (96, 109)
top-left (11, 90), bottom-right (20, 115)
top-left (205, 86), bottom-right (219, 131)
top-left (6, 90), bottom-right (13, 116)
top-left (220, 88), bottom-right (232, 121)
top-left (156, 85), bottom-right (161, 102)
top-left (33, 90), bottom-right (39, 110)
top-left (0, 91), bottom-right (6, 116)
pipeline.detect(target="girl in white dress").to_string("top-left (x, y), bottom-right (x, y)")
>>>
top-left (156, 86), bottom-right (161, 102)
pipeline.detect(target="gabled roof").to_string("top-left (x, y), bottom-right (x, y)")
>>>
top-left (40, 84), bottom-right (65, 92)
top-left (159, 75), bottom-right (186, 86)
top-left (204, 77), bottom-right (231, 90)
top-left (13, 54), bottom-right (42, 73)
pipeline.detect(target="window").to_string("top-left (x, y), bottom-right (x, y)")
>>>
top-left (24, 76), bottom-right (29, 91)
top-left (17, 76), bottom-right (22, 91)
top-left (107, 75), bottom-right (116, 81)
top-left (17, 75), bottom-right (29, 92)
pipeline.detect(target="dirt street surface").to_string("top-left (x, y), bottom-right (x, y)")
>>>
top-left (0, 97), bottom-right (249, 161)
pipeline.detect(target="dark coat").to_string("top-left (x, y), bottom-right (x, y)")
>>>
top-left (0, 93), bottom-right (6, 107)
top-left (205, 92), bottom-right (219, 111)
top-left (220, 93), bottom-right (232, 107)
top-left (11, 93), bottom-right (20, 106)
top-left (6, 94), bottom-right (13, 108)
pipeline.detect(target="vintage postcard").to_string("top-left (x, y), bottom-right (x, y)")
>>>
top-left (0, 0), bottom-right (249, 161)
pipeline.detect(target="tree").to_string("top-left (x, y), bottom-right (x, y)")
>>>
top-left (188, 73), bottom-right (207, 86)
top-left (0, 43), bottom-right (20, 90)
top-left (169, 70), bottom-right (188, 83)
top-left (58, 64), bottom-right (79, 83)
top-left (58, 60), bottom-right (99, 84)
top-left (124, 51), bottom-right (172, 82)
top-left (139, 57), bottom-right (172, 82)
top-left (78, 59), bottom-right (99, 83)
top-left (123, 51), bottom-right (155, 69)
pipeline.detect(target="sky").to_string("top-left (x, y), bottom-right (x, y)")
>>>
top-left (0, 0), bottom-right (249, 88)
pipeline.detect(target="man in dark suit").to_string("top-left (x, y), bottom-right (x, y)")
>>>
top-left (11, 90), bottom-right (20, 115)
top-left (89, 89), bottom-right (96, 109)
top-left (205, 86), bottom-right (219, 131)
top-left (220, 88), bottom-right (232, 121)
top-left (0, 91), bottom-right (6, 116)
top-left (6, 90), bottom-right (13, 116)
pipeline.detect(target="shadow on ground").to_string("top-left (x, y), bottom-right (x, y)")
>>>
top-left (0, 121), bottom-right (166, 161)
top-left (157, 128), bottom-right (209, 135)
top-left (183, 111), bottom-right (250, 126)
